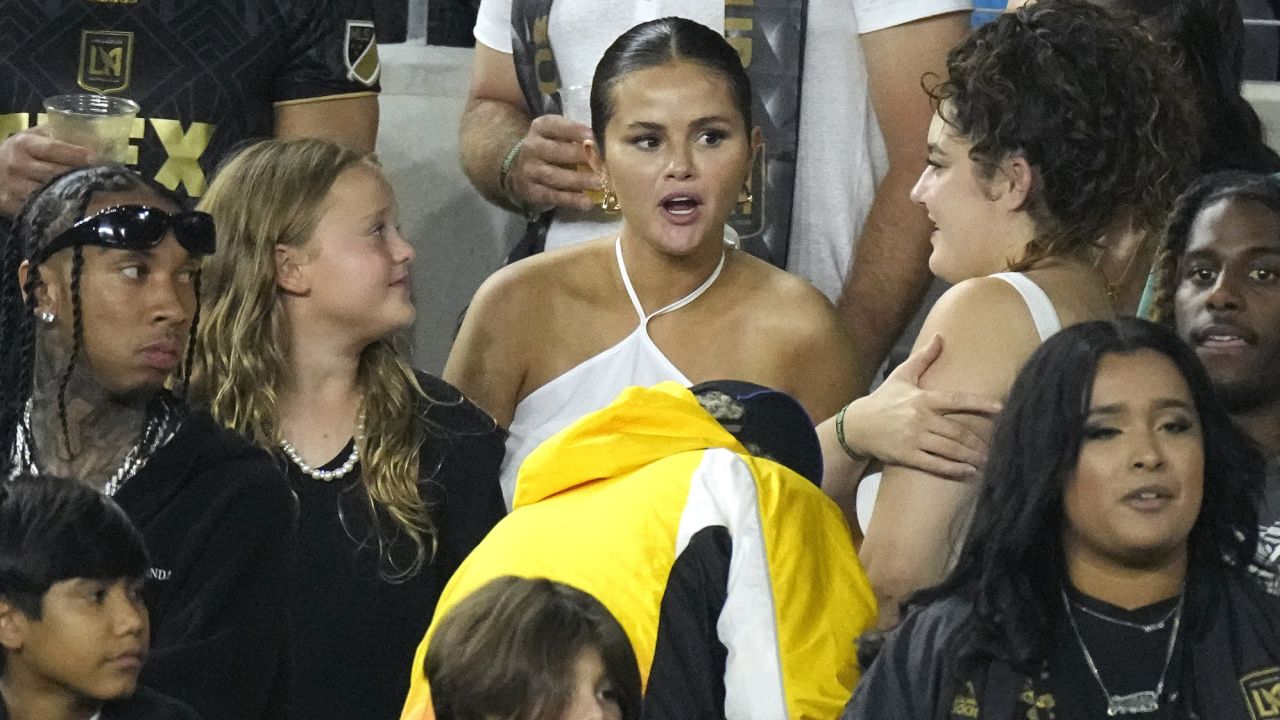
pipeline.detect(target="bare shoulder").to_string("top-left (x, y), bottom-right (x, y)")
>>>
top-left (915, 276), bottom-right (1046, 396)
top-left (924, 275), bottom-right (1034, 333)
top-left (468, 238), bottom-right (614, 321)
top-left (731, 252), bottom-right (841, 330)
top-left (721, 253), bottom-right (858, 415)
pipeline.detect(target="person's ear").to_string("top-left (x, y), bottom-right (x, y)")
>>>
top-left (18, 259), bottom-right (63, 319)
top-left (275, 245), bottom-right (311, 296)
top-left (585, 137), bottom-right (607, 179)
top-left (0, 597), bottom-right (29, 654)
top-left (991, 155), bottom-right (1034, 212)
top-left (585, 138), bottom-right (611, 199)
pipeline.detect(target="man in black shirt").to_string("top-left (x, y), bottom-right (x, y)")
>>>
top-left (1168, 172), bottom-right (1280, 595)
top-left (0, 165), bottom-right (295, 720)
top-left (0, 0), bottom-right (380, 217)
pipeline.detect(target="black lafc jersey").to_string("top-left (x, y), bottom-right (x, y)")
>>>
top-left (0, 0), bottom-right (380, 200)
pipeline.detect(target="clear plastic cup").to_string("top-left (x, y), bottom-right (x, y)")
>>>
top-left (43, 94), bottom-right (139, 164)
top-left (555, 84), bottom-right (592, 127)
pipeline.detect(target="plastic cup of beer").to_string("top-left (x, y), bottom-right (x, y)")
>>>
top-left (554, 85), bottom-right (605, 205)
top-left (43, 94), bottom-right (139, 164)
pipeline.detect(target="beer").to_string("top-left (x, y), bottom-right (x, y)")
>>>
top-left (43, 94), bottom-right (139, 164)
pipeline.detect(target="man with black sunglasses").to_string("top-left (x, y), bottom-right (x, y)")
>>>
top-left (0, 166), bottom-right (295, 720)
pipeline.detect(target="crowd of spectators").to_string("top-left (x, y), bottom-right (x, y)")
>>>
top-left (1, 1), bottom-right (1278, 719)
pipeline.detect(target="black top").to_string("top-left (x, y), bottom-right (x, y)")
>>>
top-left (286, 372), bottom-right (505, 720)
top-left (0, 0), bottom-right (379, 202)
top-left (0, 686), bottom-right (201, 720)
top-left (1252, 458), bottom-right (1280, 595)
top-left (1047, 587), bottom-right (1184, 720)
top-left (112, 408), bottom-right (295, 720)
top-left (1261, 458), bottom-right (1280, 529)
top-left (843, 566), bottom-right (1280, 720)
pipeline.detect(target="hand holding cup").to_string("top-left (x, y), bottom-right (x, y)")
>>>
top-left (0, 126), bottom-right (96, 219)
top-left (506, 85), bottom-right (600, 213)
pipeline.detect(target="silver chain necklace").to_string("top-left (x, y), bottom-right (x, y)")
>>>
top-left (1061, 584), bottom-right (1184, 716)
top-left (11, 398), bottom-right (175, 496)
top-left (1069, 597), bottom-right (1179, 633)
top-left (279, 415), bottom-right (364, 482)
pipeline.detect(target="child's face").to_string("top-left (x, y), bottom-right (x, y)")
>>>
top-left (559, 647), bottom-right (623, 720)
top-left (3, 577), bottom-right (148, 702)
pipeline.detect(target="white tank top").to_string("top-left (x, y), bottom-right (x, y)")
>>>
top-left (498, 237), bottom-right (726, 508)
top-left (855, 272), bottom-right (1063, 534)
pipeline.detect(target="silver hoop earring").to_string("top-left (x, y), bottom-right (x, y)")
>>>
top-left (37, 311), bottom-right (56, 324)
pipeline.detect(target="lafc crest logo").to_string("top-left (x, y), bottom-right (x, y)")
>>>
top-left (78, 30), bottom-right (133, 94)
top-left (345, 20), bottom-right (380, 87)
top-left (1243, 667), bottom-right (1280, 719)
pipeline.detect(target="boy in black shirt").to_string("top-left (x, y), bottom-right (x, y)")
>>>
top-left (0, 476), bottom-right (198, 720)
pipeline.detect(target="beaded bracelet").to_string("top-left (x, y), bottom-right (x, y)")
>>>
top-left (835, 404), bottom-right (872, 463)
top-left (497, 137), bottom-right (542, 220)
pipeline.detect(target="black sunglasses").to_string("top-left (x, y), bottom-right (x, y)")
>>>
top-left (34, 205), bottom-right (216, 264)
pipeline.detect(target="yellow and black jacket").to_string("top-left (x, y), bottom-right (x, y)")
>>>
top-left (401, 382), bottom-right (877, 719)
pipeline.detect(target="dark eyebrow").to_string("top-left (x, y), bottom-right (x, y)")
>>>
top-left (690, 115), bottom-right (734, 129)
top-left (112, 248), bottom-right (155, 261)
top-left (625, 121), bottom-right (664, 131)
top-left (1183, 246), bottom-right (1280, 263)
top-left (1179, 248), bottom-right (1218, 263)
top-left (1087, 398), bottom-right (1194, 415)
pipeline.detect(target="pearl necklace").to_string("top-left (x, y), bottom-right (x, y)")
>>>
top-left (279, 415), bottom-right (364, 482)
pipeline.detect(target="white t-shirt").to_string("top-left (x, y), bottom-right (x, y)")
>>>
top-left (474, 0), bottom-right (972, 300)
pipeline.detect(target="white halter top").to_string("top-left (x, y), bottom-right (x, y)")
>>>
top-left (498, 237), bottom-right (726, 509)
top-left (855, 272), bottom-right (1063, 534)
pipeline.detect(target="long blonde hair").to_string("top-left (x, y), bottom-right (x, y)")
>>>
top-left (191, 138), bottom-right (434, 579)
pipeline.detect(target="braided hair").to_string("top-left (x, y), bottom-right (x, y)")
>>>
top-left (0, 165), bottom-right (192, 472)
top-left (1150, 171), bottom-right (1280, 324)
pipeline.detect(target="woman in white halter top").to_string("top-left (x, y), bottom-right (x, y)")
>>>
top-left (446, 20), bottom-right (861, 508)
top-left (831, 3), bottom-right (1202, 628)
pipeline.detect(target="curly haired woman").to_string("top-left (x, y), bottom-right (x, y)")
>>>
top-left (840, 0), bottom-right (1200, 628)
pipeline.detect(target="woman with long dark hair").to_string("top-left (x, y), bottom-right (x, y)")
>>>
top-left (844, 318), bottom-right (1280, 719)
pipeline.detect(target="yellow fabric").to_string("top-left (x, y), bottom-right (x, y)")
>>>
top-left (399, 383), bottom-right (876, 720)
top-left (742, 451), bottom-right (877, 716)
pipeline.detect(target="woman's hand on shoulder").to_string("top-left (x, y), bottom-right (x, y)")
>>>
top-left (840, 334), bottom-right (1002, 479)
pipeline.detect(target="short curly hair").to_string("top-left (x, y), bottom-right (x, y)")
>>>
top-left (1099, 0), bottom-right (1280, 174)
top-left (928, 0), bottom-right (1200, 268)
top-left (1149, 170), bottom-right (1280, 323)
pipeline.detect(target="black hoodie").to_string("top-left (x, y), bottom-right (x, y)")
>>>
top-left (112, 409), bottom-right (295, 720)
top-left (0, 686), bottom-right (201, 720)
